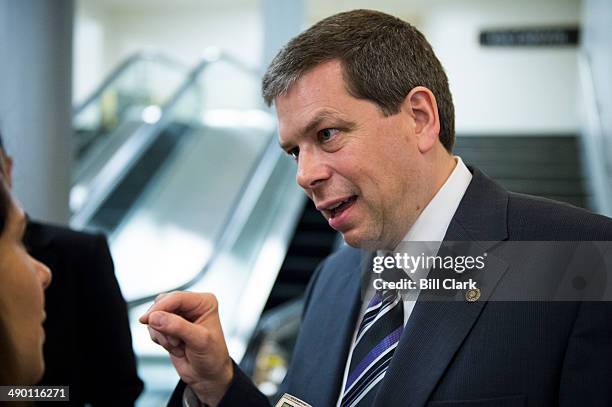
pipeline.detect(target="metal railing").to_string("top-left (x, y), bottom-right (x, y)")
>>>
top-left (71, 50), bottom-right (264, 229)
top-left (123, 49), bottom-right (295, 307)
top-left (68, 49), bottom-right (292, 307)
top-left (127, 132), bottom-right (289, 307)
top-left (72, 52), bottom-right (186, 116)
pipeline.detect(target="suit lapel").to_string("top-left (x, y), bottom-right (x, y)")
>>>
top-left (289, 249), bottom-right (367, 406)
top-left (374, 168), bottom-right (511, 406)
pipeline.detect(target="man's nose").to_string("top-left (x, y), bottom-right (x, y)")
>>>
top-left (296, 150), bottom-right (331, 190)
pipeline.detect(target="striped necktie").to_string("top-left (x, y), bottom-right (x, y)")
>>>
top-left (340, 289), bottom-right (404, 407)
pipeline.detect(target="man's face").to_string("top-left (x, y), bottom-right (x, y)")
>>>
top-left (276, 60), bottom-right (428, 248)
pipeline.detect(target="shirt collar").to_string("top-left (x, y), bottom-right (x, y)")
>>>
top-left (402, 156), bottom-right (472, 243)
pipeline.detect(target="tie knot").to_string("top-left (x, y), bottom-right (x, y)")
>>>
top-left (370, 288), bottom-right (400, 308)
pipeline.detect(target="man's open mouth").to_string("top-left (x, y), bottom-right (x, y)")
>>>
top-left (329, 195), bottom-right (357, 218)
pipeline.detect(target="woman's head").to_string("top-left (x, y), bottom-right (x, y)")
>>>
top-left (0, 148), bottom-right (51, 384)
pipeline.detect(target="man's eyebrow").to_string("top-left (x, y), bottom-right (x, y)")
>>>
top-left (279, 110), bottom-right (356, 151)
top-left (302, 110), bottom-right (356, 136)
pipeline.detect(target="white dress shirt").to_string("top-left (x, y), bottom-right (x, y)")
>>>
top-left (335, 156), bottom-right (472, 406)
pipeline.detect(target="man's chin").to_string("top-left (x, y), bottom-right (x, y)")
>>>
top-left (341, 229), bottom-right (395, 250)
top-left (339, 230), bottom-right (362, 248)
top-left (340, 229), bottom-right (376, 249)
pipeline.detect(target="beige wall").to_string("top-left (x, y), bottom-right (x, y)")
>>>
top-left (75, 0), bottom-right (582, 134)
top-left (309, 0), bottom-right (581, 134)
top-left (74, 0), bottom-right (262, 103)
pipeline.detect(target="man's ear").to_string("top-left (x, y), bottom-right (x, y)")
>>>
top-left (402, 86), bottom-right (441, 153)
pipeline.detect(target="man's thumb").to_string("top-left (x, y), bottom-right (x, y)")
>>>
top-left (149, 310), bottom-right (202, 346)
top-left (149, 311), bottom-right (168, 329)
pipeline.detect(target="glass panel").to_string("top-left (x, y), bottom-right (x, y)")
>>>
top-left (84, 57), bottom-right (276, 301)
top-left (73, 54), bottom-right (187, 161)
top-left (128, 143), bottom-right (304, 397)
top-left (111, 56), bottom-right (306, 404)
top-left (71, 54), bottom-right (188, 213)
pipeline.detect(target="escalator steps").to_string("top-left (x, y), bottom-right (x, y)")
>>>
top-left (264, 200), bottom-right (338, 311)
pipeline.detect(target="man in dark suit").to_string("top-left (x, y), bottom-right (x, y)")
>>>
top-left (0, 134), bottom-right (143, 405)
top-left (140, 10), bottom-right (612, 407)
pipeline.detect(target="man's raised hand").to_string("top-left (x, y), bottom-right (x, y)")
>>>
top-left (139, 291), bottom-right (233, 406)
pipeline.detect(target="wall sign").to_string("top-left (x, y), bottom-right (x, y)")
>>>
top-left (480, 27), bottom-right (579, 47)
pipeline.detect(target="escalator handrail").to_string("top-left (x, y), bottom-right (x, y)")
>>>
top-left (74, 49), bottom-right (287, 309)
top-left (70, 50), bottom-right (266, 230)
top-left (72, 51), bottom-right (187, 117)
top-left (127, 133), bottom-right (286, 308)
top-left (122, 52), bottom-right (285, 307)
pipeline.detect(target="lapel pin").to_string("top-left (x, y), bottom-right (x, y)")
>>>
top-left (465, 288), bottom-right (481, 302)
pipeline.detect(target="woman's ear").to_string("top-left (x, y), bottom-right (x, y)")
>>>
top-left (402, 86), bottom-right (441, 153)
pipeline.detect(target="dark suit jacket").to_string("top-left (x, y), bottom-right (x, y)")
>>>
top-left (169, 168), bottom-right (612, 407)
top-left (25, 221), bottom-right (143, 406)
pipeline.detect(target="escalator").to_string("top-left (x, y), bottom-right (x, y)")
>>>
top-left (71, 52), bottom-right (188, 216)
top-left (74, 53), bottom-right (296, 304)
top-left (453, 134), bottom-right (590, 209)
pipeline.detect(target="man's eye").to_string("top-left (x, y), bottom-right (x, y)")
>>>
top-left (318, 128), bottom-right (339, 142)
